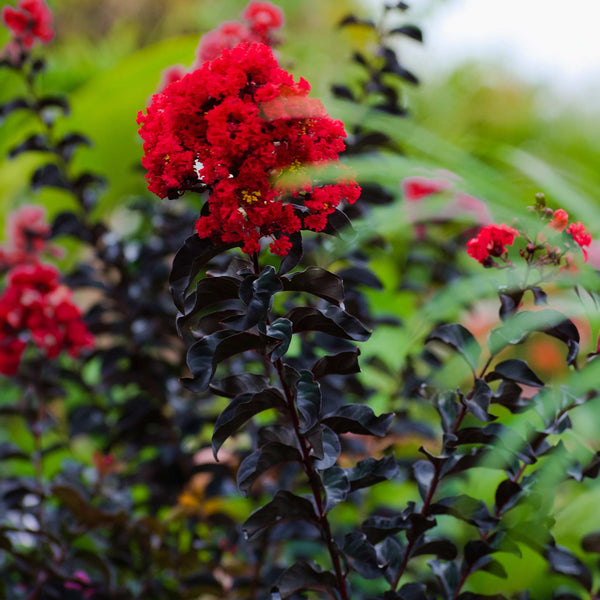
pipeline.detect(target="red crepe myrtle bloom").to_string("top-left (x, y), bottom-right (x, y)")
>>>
top-left (0, 263), bottom-right (94, 375)
top-left (242, 1), bottom-right (284, 36)
top-left (138, 43), bottom-right (359, 256)
top-left (466, 223), bottom-right (519, 265)
top-left (549, 208), bottom-right (569, 232)
top-left (2, 0), bottom-right (53, 49)
top-left (567, 221), bottom-right (592, 261)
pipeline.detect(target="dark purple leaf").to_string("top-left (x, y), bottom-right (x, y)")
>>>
top-left (494, 479), bottom-right (522, 514)
top-left (546, 545), bottom-right (592, 591)
top-left (8, 133), bottom-right (49, 157)
top-left (312, 349), bottom-right (361, 379)
top-left (210, 373), bottom-right (269, 398)
top-left (388, 24), bottom-right (423, 42)
top-left (274, 561), bottom-right (338, 598)
top-left (413, 460), bottom-right (435, 501)
top-left (237, 442), bottom-right (302, 493)
top-left (242, 490), bottom-right (317, 538)
top-left (278, 231), bottom-right (302, 275)
top-left (343, 532), bottom-right (383, 579)
top-left (309, 424), bottom-right (341, 470)
top-left (296, 370), bottom-right (321, 433)
top-left (581, 531), bottom-right (600, 553)
top-left (431, 495), bottom-right (497, 531)
top-left (212, 388), bottom-right (286, 458)
top-left (287, 305), bottom-right (371, 341)
top-left (268, 318), bottom-right (293, 361)
top-left (426, 323), bottom-right (480, 371)
top-left (413, 538), bottom-right (457, 560)
top-left (283, 267), bottom-right (345, 305)
top-left (322, 404), bottom-right (394, 437)
top-left (170, 235), bottom-right (236, 312)
top-left (486, 359), bottom-right (544, 388)
top-left (31, 163), bottom-right (70, 190)
top-left (323, 466), bottom-right (350, 512)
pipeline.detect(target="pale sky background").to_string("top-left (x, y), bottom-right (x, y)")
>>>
top-left (373, 0), bottom-right (600, 102)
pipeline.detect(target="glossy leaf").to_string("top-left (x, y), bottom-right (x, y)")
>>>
top-left (347, 455), bottom-right (401, 491)
top-left (283, 267), bottom-right (344, 305)
top-left (322, 404), bottom-right (394, 437)
top-left (212, 388), bottom-right (286, 458)
top-left (268, 318), bottom-right (293, 361)
top-left (242, 490), bottom-right (317, 538)
top-left (486, 359), bottom-right (544, 388)
top-left (546, 545), bottom-right (592, 591)
top-left (323, 466), bottom-right (350, 512)
top-left (296, 371), bottom-right (321, 433)
top-left (287, 305), bottom-right (371, 341)
top-left (274, 561), bottom-right (338, 598)
top-left (312, 349), bottom-right (361, 379)
top-left (237, 442), bottom-right (301, 494)
top-left (343, 532), bottom-right (383, 579)
top-left (426, 323), bottom-right (480, 371)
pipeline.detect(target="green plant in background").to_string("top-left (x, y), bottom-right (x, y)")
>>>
top-left (0, 1), bottom-right (599, 599)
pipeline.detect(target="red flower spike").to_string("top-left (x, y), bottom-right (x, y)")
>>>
top-left (567, 221), bottom-right (592, 261)
top-left (138, 43), bottom-right (359, 257)
top-left (466, 223), bottom-right (519, 265)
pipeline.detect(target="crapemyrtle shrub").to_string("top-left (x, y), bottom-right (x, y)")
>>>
top-left (0, 1), bottom-right (599, 600)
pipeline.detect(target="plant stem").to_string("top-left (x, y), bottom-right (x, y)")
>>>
top-left (273, 358), bottom-right (349, 600)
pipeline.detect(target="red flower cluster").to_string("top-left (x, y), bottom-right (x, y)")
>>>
top-left (567, 221), bottom-right (592, 261)
top-left (548, 208), bottom-right (569, 232)
top-left (2, 0), bottom-right (53, 59)
top-left (466, 223), bottom-right (519, 265)
top-left (196, 1), bottom-right (283, 63)
top-left (138, 42), bottom-right (359, 256)
top-left (401, 176), bottom-right (450, 202)
top-left (0, 205), bottom-right (52, 269)
top-left (0, 263), bottom-right (94, 375)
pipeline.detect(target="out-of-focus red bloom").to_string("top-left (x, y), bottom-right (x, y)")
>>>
top-left (567, 221), bottom-right (592, 261)
top-left (0, 263), bottom-right (94, 375)
top-left (466, 223), bottom-right (519, 265)
top-left (549, 208), bottom-right (569, 232)
top-left (2, 0), bottom-right (53, 49)
top-left (0, 205), bottom-right (54, 270)
top-left (242, 1), bottom-right (284, 35)
top-left (138, 43), bottom-right (359, 256)
top-left (157, 64), bottom-right (187, 93)
top-left (401, 176), bottom-right (451, 202)
top-left (196, 21), bottom-right (258, 63)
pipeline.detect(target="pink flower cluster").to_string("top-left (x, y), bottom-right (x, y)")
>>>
top-left (466, 224), bottom-right (519, 265)
top-left (1, 0), bottom-right (53, 63)
top-left (138, 42), bottom-right (359, 256)
top-left (0, 263), bottom-right (95, 375)
top-left (159, 1), bottom-right (283, 91)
